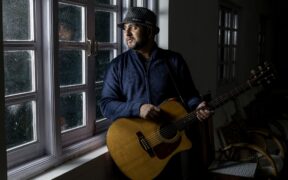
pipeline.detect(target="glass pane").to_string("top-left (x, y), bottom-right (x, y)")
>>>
top-left (95, 83), bottom-right (104, 120)
top-left (95, 50), bottom-right (113, 81)
top-left (224, 30), bottom-right (230, 45)
top-left (232, 31), bottom-right (237, 45)
top-left (218, 9), bottom-right (222, 26)
top-left (59, 3), bottom-right (84, 42)
top-left (233, 14), bottom-right (238, 29)
top-left (5, 101), bottom-right (35, 149)
top-left (4, 50), bottom-right (34, 95)
top-left (232, 63), bottom-right (236, 78)
top-left (2, 0), bottom-right (33, 41)
top-left (95, 11), bottom-right (116, 42)
top-left (60, 93), bottom-right (85, 132)
top-left (225, 12), bottom-right (231, 28)
top-left (232, 47), bottom-right (237, 62)
top-left (59, 50), bottom-right (84, 86)
top-left (224, 47), bottom-right (229, 62)
top-left (94, 0), bottom-right (115, 5)
top-left (218, 29), bottom-right (222, 45)
top-left (218, 47), bottom-right (223, 61)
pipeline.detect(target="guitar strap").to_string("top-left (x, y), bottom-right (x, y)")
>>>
top-left (164, 58), bottom-right (190, 111)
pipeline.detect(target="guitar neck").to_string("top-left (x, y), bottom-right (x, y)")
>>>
top-left (209, 81), bottom-right (251, 109)
top-left (176, 81), bottom-right (252, 131)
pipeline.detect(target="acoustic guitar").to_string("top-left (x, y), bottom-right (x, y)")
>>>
top-left (106, 62), bottom-right (275, 180)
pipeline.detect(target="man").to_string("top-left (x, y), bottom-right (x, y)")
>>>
top-left (100, 7), bottom-right (212, 179)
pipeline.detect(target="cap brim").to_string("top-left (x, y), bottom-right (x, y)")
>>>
top-left (117, 21), bottom-right (159, 34)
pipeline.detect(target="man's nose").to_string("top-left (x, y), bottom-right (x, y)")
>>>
top-left (124, 27), bottom-right (132, 35)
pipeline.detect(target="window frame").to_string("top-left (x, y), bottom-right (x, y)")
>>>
top-left (217, 3), bottom-right (240, 85)
top-left (4, 0), bottom-right (46, 169)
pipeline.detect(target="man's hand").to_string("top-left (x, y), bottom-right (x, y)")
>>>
top-left (139, 104), bottom-right (161, 120)
top-left (196, 101), bottom-right (213, 121)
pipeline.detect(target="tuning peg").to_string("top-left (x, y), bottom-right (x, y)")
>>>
top-left (258, 65), bottom-right (263, 71)
top-left (250, 69), bottom-right (256, 75)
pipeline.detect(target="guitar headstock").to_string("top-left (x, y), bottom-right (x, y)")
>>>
top-left (249, 61), bottom-right (276, 87)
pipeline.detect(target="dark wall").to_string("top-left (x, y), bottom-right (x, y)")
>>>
top-left (273, 1), bottom-right (288, 88)
top-left (0, 1), bottom-right (8, 179)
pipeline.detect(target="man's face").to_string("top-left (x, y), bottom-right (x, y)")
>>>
top-left (123, 23), bottom-right (148, 50)
top-left (59, 24), bottom-right (73, 41)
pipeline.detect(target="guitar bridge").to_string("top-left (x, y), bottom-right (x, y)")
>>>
top-left (136, 131), bottom-right (155, 157)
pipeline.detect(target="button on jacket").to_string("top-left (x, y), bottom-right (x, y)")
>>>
top-left (99, 45), bottom-right (201, 121)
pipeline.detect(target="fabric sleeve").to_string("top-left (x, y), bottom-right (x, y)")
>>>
top-left (99, 61), bottom-right (142, 121)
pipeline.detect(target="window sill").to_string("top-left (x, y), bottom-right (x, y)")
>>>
top-left (31, 145), bottom-right (108, 180)
top-left (8, 132), bottom-right (107, 180)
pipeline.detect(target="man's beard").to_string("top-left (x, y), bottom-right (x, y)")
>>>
top-left (127, 32), bottom-right (149, 50)
top-left (128, 38), bottom-right (147, 50)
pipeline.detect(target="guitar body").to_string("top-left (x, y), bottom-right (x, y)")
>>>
top-left (106, 99), bottom-right (192, 180)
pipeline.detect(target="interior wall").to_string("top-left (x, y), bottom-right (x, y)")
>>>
top-left (168, 0), bottom-right (276, 159)
top-left (169, 0), bottom-right (218, 96)
top-left (273, 0), bottom-right (288, 88)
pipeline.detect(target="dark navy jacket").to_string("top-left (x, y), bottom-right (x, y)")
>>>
top-left (99, 45), bottom-right (201, 121)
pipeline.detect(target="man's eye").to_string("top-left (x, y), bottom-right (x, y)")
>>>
top-left (124, 24), bottom-right (138, 31)
top-left (131, 25), bottom-right (137, 29)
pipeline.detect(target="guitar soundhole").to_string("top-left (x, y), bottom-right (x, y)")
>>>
top-left (159, 123), bottom-right (178, 140)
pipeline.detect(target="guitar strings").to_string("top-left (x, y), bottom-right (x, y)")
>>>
top-left (135, 66), bottom-right (270, 148)
top-left (141, 112), bottom-right (198, 146)
top-left (142, 83), bottom-right (251, 146)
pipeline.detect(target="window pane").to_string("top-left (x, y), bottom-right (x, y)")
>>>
top-left (60, 93), bottom-right (85, 132)
top-left (218, 9), bottom-right (222, 26)
top-left (5, 101), bottom-right (35, 149)
top-left (95, 83), bottom-right (104, 120)
top-left (94, 0), bottom-right (115, 5)
top-left (232, 47), bottom-right (237, 62)
top-left (224, 47), bottom-right (229, 61)
top-left (225, 12), bottom-right (231, 28)
top-left (59, 3), bottom-right (84, 42)
top-left (59, 50), bottom-right (84, 86)
top-left (218, 29), bottom-right (222, 45)
top-left (233, 14), bottom-right (238, 29)
top-left (4, 50), bottom-right (34, 95)
top-left (232, 31), bottom-right (237, 45)
top-left (224, 30), bottom-right (230, 45)
top-left (95, 50), bottom-right (113, 81)
top-left (95, 11), bottom-right (116, 42)
top-left (2, 0), bottom-right (33, 41)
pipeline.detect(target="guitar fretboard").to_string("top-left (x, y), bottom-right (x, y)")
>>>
top-left (209, 82), bottom-right (251, 109)
top-left (176, 81), bottom-right (252, 131)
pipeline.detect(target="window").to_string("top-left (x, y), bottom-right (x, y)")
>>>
top-left (2, 0), bottom-right (155, 179)
top-left (94, 0), bottom-right (119, 132)
top-left (217, 5), bottom-right (239, 84)
top-left (58, 1), bottom-right (92, 148)
top-left (3, 0), bottom-right (45, 169)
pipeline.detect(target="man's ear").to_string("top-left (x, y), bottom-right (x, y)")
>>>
top-left (147, 27), bottom-right (155, 39)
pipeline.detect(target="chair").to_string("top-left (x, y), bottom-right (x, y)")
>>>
top-left (211, 101), bottom-right (285, 179)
